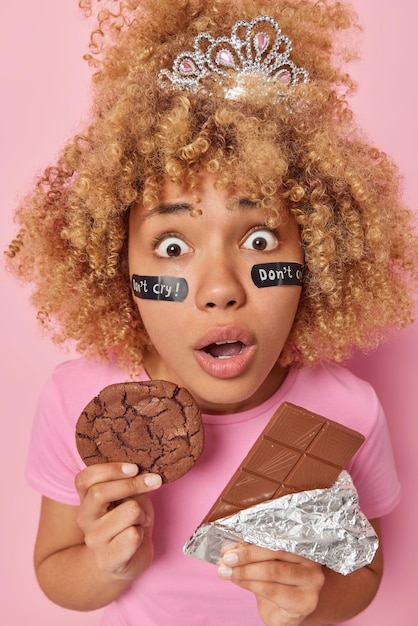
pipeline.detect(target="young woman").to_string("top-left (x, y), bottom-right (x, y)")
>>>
top-left (6, 1), bottom-right (418, 624)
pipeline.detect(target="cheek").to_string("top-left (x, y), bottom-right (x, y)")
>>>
top-left (134, 298), bottom-right (186, 339)
top-left (254, 286), bottom-right (302, 332)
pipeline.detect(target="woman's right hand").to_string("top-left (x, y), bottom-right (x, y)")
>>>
top-left (75, 463), bottom-right (162, 581)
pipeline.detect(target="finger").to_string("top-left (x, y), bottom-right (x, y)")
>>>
top-left (218, 556), bottom-right (324, 619)
top-left (82, 497), bottom-right (150, 551)
top-left (221, 544), bottom-right (309, 568)
top-left (91, 521), bottom-right (147, 576)
top-left (218, 546), bottom-right (324, 587)
top-left (75, 462), bottom-right (141, 498)
top-left (107, 525), bottom-right (146, 574)
top-left (76, 472), bottom-right (161, 522)
top-left (75, 462), bottom-right (161, 500)
top-left (219, 557), bottom-right (319, 585)
top-left (237, 577), bottom-right (321, 623)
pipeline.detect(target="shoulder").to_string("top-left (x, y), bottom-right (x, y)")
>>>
top-left (290, 361), bottom-right (380, 437)
top-left (40, 356), bottom-right (132, 421)
top-left (299, 360), bottom-right (375, 393)
top-left (50, 355), bottom-right (123, 383)
top-left (290, 362), bottom-right (401, 517)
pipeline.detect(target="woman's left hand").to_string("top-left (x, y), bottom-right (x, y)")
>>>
top-left (218, 544), bottom-right (325, 626)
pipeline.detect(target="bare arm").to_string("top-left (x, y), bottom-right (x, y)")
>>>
top-left (218, 518), bottom-right (383, 626)
top-left (33, 463), bottom-right (162, 611)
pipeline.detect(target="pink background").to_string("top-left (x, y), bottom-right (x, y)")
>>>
top-left (1, 1), bottom-right (417, 624)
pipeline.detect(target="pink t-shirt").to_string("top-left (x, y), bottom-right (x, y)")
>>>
top-left (27, 358), bottom-right (400, 625)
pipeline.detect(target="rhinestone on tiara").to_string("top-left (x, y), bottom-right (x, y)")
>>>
top-left (158, 16), bottom-right (310, 96)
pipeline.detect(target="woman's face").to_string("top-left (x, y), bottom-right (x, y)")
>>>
top-left (128, 173), bottom-right (303, 414)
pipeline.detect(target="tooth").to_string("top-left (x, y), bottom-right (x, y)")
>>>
top-left (214, 340), bottom-right (237, 345)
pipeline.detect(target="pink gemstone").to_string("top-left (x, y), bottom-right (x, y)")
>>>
top-left (276, 69), bottom-right (292, 84)
top-left (255, 32), bottom-right (269, 53)
top-left (216, 48), bottom-right (234, 67)
top-left (179, 59), bottom-right (195, 74)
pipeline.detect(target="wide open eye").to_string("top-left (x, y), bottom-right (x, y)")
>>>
top-left (154, 235), bottom-right (192, 258)
top-left (241, 228), bottom-right (279, 252)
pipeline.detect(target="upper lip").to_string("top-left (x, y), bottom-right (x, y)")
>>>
top-left (194, 326), bottom-right (255, 351)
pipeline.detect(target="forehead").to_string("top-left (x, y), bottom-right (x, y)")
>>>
top-left (130, 170), bottom-right (291, 232)
top-left (135, 176), bottom-right (265, 227)
top-left (142, 172), bottom-right (284, 215)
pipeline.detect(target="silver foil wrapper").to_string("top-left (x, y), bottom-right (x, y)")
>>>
top-left (183, 471), bottom-right (378, 575)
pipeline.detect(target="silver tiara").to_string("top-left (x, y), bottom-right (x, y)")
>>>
top-left (158, 16), bottom-right (310, 97)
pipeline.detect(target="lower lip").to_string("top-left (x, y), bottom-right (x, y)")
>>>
top-left (194, 345), bottom-right (256, 379)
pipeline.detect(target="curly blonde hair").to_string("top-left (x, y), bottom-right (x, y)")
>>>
top-left (6, 0), bottom-right (418, 374)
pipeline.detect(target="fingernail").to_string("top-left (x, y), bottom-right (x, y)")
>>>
top-left (218, 565), bottom-right (233, 579)
top-left (223, 551), bottom-right (239, 566)
top-left (122, 463), bottom-right (139, 475)
top-left (144, 474), bottom-right (162, 488)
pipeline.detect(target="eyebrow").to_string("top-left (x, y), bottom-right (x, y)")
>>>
top-left (139, 202), bottom-right (191, 224)
top-left (139, 198), bottom-right (259, 223)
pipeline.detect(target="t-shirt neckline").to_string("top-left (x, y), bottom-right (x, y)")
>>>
top-left (138, 367), bottom-right (298, 426)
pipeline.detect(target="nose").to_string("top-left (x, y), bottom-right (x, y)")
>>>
top-left (195, 253), bottom-right (246, 311)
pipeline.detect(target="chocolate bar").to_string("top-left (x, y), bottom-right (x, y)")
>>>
top-left (202, 402), bottom-right (364, 523)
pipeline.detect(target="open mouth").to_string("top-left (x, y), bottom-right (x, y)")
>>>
top-left (194, 328), bottom-right (255, 378)
top-left (202, 340), bottom-right (245, 359)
